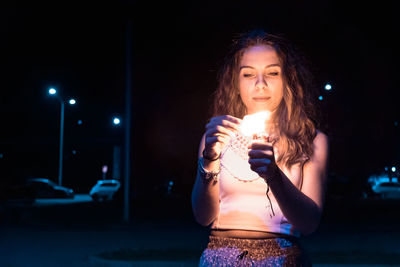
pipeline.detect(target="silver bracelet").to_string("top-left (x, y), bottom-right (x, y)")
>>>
top-left (198, 157), bottom-right (220, 182)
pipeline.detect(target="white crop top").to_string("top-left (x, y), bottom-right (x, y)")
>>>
top-left (210, 132), bottom-right (303, 237)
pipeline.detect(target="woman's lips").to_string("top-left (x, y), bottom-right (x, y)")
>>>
top-left (253, 97), bottom-right (270, 102)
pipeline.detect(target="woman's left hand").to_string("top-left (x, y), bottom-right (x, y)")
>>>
top-left (248, 139), bottom-right (281, 181)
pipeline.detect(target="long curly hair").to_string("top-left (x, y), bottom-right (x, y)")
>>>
top-left (212, 29), bottom-right (319, 167)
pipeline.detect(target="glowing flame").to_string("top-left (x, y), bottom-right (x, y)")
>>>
top-left (240, 111), bottom-right (271, 136)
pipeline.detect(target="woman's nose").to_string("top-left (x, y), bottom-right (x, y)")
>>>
top-left (255, 75), bottom-right (267, 90)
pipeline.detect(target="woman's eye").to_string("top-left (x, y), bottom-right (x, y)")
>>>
top-left (267, 72), bottom-right (279, 76)
top-left (243, 73), bottom-right (254, 78)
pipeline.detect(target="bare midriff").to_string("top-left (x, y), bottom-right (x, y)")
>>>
top-left (210, 229), bottom-right (290, 239)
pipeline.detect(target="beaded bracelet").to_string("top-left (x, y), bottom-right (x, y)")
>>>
top-left (198, 157), bottom-right (220, 183)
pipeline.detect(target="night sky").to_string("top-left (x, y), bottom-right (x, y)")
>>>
top-left (1, 1), bottom-right (399, 202)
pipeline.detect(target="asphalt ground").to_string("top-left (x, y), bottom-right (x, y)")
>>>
top-left (1, 196), bottom-right (400, 266)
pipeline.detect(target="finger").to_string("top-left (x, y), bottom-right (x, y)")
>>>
top-left (248, 149), bottom-right (274, 159)
top-left (220, 115), bottom-right (242, 125)
top-left (250, 165), bottom-right (268, 176)
top-left (248, 158), bottom-right (272, 167)
top-left (210, 125), bottom-right (236, 137)
top-left (248, 142), bottom-right (273, 150)
top-left (205, 134), bottom-right (232, 149)
top-left (220, 119), bottom-right (241, 131)
top-left (208, 114), bottom-right (241, 125)
top-left (205, 135), bottom-right (226, 146)
top-left (207, 118), bottom-right (241, 132)
top-left (217, 134), bottom-right (231, 145)
top-left (205, 130), bottom-right (235, 144)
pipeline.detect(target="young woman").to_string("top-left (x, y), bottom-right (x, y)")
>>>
top-left (191, 29), bottom-right (329, 266)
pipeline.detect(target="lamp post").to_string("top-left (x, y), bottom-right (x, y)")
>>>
top-left (48, 88), bottom-right (76, 186)
top-left (111, 116), bottom-right (122, 182)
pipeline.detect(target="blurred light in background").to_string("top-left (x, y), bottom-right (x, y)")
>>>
top-left (167, 181), bottom-right (174, 195)
top-left (318, 95), bottom-right (323, 101)
top-left (77, 120), bottom-right (83, 125)
top-left (324, 83), bottom-right (332, 90)
top-left (392, 167), bottom-right (397, 173)
top-left (69, 99), bottom-right (76, 105)
top-left (113, 117), bottom-right (121, 125)
top-left (49, 88), bottom-right (56, 95)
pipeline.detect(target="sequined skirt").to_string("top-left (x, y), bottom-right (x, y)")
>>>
top-left (199, 235), bottom-right (312, 266)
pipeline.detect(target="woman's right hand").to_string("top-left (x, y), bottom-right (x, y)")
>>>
top-left (203, 115), bottom-right (242, 160)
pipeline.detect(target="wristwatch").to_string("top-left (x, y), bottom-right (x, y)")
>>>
top-left (198, 157), bottom-right (220, 182)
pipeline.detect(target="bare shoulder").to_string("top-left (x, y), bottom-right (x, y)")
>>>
top-left (314, 130), bottom-right (329, 147)
top-left (310, 130), bottom-right (329, 163)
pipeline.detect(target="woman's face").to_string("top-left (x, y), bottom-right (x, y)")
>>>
top-left (238, 45), bottom-right (284, 116)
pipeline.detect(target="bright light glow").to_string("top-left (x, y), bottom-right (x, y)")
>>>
top-left (102, 165), bottom-right (108, 173)
top-left (240, 111), bottom-right (271, 136)
top-left (72, 150), bottom-right (77, 155)
top-left (325, 83), bottom-right (332, 90)
top-left (113, 117), bottom-right (121, 125)
top-left (49, 88), bottom-right (56, 95)
top-left (69, 99), bottom-right (76, 105)
top-left (77, 120), bottom-right (83, 125)
top-left (392, 167), bottom-right (396, 172)
top-left (318, 96), bottom-right (323, 101)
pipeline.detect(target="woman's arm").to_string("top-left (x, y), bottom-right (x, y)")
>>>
top-left (250, 131), bottom-right (329, 235)
top-left (191, 115), bottom-right (241, 226)
top-left (191, 134), bottom-right (221, 226)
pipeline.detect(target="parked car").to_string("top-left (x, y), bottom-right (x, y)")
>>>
top-left (26, 178), bottom-right (74, 199)
top-left (371, 181), bottom-right (400, 199)
top-left (90, 179), bottom-right (121, 202)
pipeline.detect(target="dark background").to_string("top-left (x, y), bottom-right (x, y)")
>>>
top-left (1, 1), bottom-right (399, 214)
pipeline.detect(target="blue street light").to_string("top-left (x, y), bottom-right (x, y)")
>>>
top-left (113, 117), bottom-right (121, 125)
top-left (324, 83), bottom-right (332, 91)
top-left (48, 88), bottom-right (76, 186)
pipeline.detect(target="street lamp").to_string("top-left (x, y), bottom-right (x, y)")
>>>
top-left (48, 88), bottom-right (76, 186)
top-left (113, 116), bottom-right (121, 125)
top-left (324, 83), bottom-right (332, 91)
